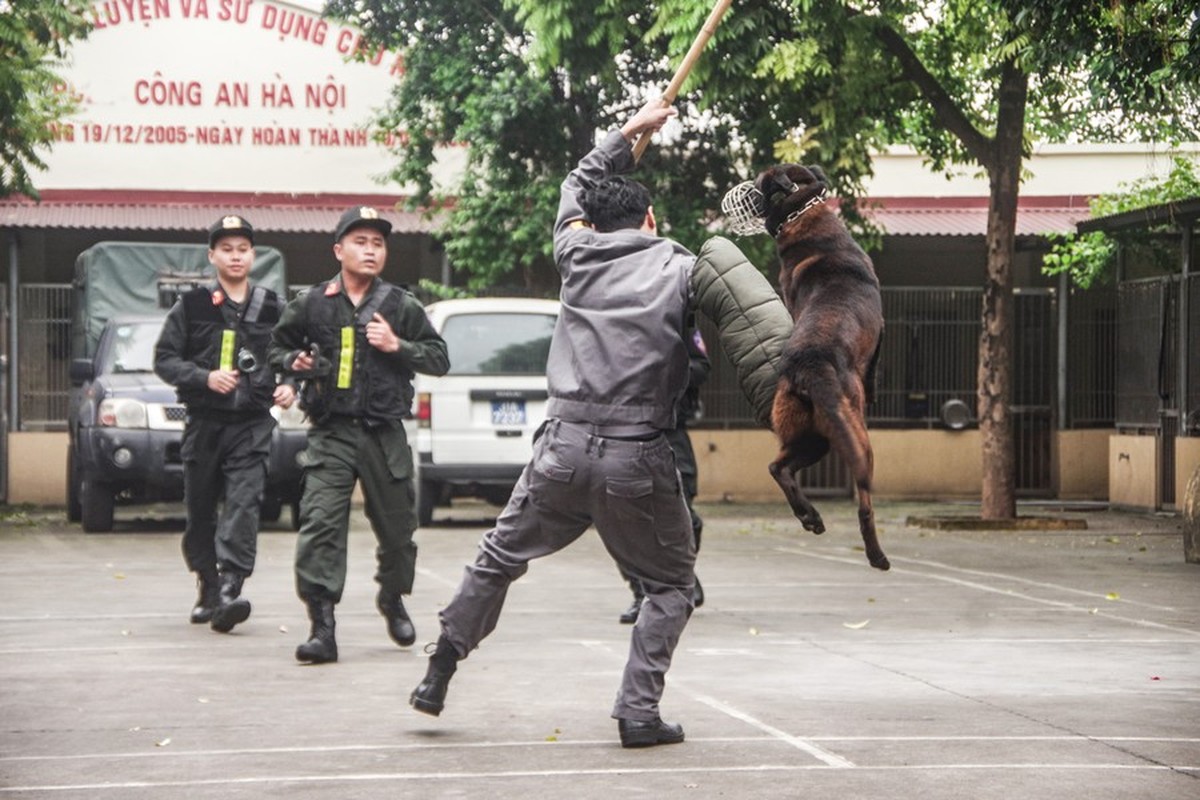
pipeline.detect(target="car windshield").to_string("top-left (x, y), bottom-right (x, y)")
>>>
top-left (102, 321), bottom-right (162, 374)
top-left (441, 312), bottom-right (556, 375)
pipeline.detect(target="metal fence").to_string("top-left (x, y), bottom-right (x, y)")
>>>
top-left (9, 282), bottom-right (1121, 498)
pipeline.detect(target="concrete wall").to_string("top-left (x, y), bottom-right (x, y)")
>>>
top-left (8, 433), bottom-right (69, 505)
top-left (0, 428), bottom-right (1160, 508)
top-left (1177, 438), bottom-right (1200, 512)
top-left (1109, 434), bottom-right (1159, 510)
top-left (1055, 429), bottom-right (1110, 500)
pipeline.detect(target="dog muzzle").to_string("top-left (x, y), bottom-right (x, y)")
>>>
top-left (720, 181), bottom-right (768, 236)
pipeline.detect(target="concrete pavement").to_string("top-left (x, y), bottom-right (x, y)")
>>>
top-left (0, 499), bottom-right (1197, 798)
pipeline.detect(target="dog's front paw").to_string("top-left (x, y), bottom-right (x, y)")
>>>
top-left (801, 512), bottom-right (825, 535)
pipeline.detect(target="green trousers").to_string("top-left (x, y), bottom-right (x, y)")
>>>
top-left (294, 417), bottom-right (417, 603)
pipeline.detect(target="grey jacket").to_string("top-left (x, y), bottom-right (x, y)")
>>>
top-left (547, 129), bottom-right (695, 430)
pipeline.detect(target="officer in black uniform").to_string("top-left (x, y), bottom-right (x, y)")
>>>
top-left (269, 206), bottom-right (449, 665)
top-left (619, 325), bottom-right (710, 623)
top-left (154, 214), bottom-right (295, 633)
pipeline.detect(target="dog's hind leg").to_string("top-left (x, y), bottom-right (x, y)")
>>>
top-left (821, 385), bottom-right (890, 571)
top-left (769, 386), bottom-right (828, 534)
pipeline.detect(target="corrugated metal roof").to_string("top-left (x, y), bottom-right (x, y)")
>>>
top-left (0, 192), bottom-right (438, 234)
top-left (0, 191), bottom-right (1088, 238)
top-left (864, 205), bottom-right (1089, 237)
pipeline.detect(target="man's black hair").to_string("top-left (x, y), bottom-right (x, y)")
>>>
top-left (579, 177), bottom-right (651, 232)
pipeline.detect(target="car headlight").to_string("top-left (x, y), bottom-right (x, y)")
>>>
top-left (98, 398), bottom-right (149, 428)
top-left (272, 403), bottom-right (310, 430)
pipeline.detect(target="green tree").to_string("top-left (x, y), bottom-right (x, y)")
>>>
top-left (0, 0), bottom-right (92, 198)
top-left (606, 0), bottom-right (1196, 518)
top-left (1043, 155), bottom-right (1200, 288)
top-left (334, 0), bottom-right (1198, 519)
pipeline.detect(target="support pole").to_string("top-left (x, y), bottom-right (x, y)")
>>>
top-left (1180, 219), bottom-right (1193, 436)
top-left (7, 235), bottom-right (18, 433)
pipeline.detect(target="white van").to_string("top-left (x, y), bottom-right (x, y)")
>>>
top-left (411, 297), bottom-right (560, 525)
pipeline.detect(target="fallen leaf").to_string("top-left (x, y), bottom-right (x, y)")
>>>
top-left (1089, 608), bottom-right (1099, 614)
top-left (155, 738), bottom-right (171, 748)
top-left (545, 735), bottom-right (558, 742)
top-left (197, 698), bottom-right (209, 704)
top-left (278, 625), bottom-right (288, 634)
top-left (114, 573), bottom-right (126, 580)
top-left (1104, 537), bottom-right (1120, 544)
top-left (1106, 592), bottom-right (1121, 601)
top-left (748, 627), bottom-right (759, 636)
top-left (843, 620), bottom-right (870, 630)
top-left (121, 629), bottom-right (131, 636)
top-left (1150, 676), bottom-right (1161, 681)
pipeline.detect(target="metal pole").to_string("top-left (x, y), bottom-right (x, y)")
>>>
top-left (1057, 272), bottom-right (1068, 430)
top-left (1180, 220), bottom-right (1193, 437)
top-left (7, 235), bottom-right (18, 432)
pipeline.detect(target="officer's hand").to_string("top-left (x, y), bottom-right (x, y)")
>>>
top-left (207, 369), bottom-right (239, 395)
top-left (366, 312), bottom-right (401, 353)
top-left (291, 350), bottom-right (315, 373)
top-left (274, 383), bottom-right (297, 409)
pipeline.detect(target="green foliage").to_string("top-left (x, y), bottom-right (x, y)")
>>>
top-left (328, 0), bottom-right (1199, 292)
top-left (0, 0), bottom-right (92, 198)
top-left (1043, 156), bottom-right (1200, 288)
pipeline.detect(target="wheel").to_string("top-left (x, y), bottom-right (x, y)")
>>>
top-left (80, 479), bottom-right (115, 533)
top-left (66, 449), bottom-right (82, 523)
top-left (417, 477), bottom-right (437, 527)
top-left (259, 494), bottom-right (283, 523)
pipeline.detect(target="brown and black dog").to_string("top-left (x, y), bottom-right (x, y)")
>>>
top-left (756, 163), bottom-right (889, 570)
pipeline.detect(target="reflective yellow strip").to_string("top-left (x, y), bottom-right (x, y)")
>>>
top-left (336, 326), bottom-right (354, 389)
top-left (219, 330), bottom-right (236, 371)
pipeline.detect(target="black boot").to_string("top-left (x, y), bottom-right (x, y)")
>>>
top-left (410, 635), bottom-right (459, 716)
top-left (295, 597), bottom-right (338, 664)
top-left (377, 589), bottom-right (416, 647)
top-left (189, 569), bottom-right (220, 624)
top-left (619, 579), bottom-right (644, 625)
top-left (210, 571), bottom-right (251, 633)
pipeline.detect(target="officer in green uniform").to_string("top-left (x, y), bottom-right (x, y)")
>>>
top-left (154, 214), bottom-right (295, 633)
top-left (269, 206), bottom-right (449, 664)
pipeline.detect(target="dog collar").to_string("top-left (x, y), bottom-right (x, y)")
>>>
top-left (771, 188), bottom-right (828, 237)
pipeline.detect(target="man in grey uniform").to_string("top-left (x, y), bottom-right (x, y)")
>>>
top-left (409, 100), bottom-right (698, 749)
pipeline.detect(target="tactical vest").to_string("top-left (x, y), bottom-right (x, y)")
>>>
top-left (299, 281), bottom-right (415, 423)
top-left (177, 285), bottom-right (281, 413)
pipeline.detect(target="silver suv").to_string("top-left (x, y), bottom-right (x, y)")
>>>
top-left (410, 298), bottom-right (559, 525)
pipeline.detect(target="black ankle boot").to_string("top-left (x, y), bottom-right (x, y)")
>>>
top-left (410, 636), bottom-right (459, 716)
top-left (295, 597), bottom-right (338, 664)
top-left (210, 571), bottom-right (251, 633)
top-left (377, 589), bottom-right (416, 647)
top-left (619, 579), bottom-right (644, 624)
top-left (190, 569), bottom-right (220, 624)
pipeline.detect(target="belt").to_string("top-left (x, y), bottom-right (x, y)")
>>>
top-left (557, 419), bottom-right (661, 441)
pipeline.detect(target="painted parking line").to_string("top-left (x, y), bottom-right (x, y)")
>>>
top-left (775, 547), bottom-right (1200, 638)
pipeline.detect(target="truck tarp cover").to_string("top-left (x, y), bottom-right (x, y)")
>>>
top-left (72, 242), bottom-right (287, 358)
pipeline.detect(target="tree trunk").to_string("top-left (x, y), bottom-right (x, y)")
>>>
top-left (978, 64), bottom-right (1027, 520)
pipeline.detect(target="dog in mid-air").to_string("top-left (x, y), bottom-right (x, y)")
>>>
top-left (734, 163), bottom-right (889, 570)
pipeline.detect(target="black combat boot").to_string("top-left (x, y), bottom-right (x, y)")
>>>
top-left (377, 589), bottom-right (416, 647)
top-left (619, 579), bottom-right (644, 624)
top-left (210, 571), bottom-right (252, 633)
top-left (295, 597), bottom-right (338, 664)
top-left (409, 635), bottom-right (459, 716)
top-left (189, 569), bottom-right (220, 624)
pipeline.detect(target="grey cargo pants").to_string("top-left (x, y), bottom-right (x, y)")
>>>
top-left (439, 419), bottom-right (696, 721)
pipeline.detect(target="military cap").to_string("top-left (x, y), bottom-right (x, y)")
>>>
top-left (335, 206), bottom-right (392, 242)
top-left (208, 214), bottom-right (254, 247)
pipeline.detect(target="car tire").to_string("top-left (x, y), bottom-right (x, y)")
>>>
top-left (417, 477), bottom-right (437, 527)
top-left (66, 449), bottom-right (82, 523)
top-left (80, 479), bottom-right (115, 533)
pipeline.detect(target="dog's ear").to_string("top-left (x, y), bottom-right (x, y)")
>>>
top-left (805, 165), bottom-right (829, 187)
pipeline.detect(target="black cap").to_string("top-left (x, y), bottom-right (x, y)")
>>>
top-left (208, 214), bottom-right (254, 247)
top-left (335, 206), bottom-right (392, 241)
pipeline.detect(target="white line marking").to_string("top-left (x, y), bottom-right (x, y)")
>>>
top-left (2, 763), bottom-right (1197, 792)
top-left (775, 548), bottom-right (1200, 638)
top-left (692, 695), bottom-right (854, 767)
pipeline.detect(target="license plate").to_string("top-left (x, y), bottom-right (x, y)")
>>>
top-left (491, 400), bottom-right (526, 426)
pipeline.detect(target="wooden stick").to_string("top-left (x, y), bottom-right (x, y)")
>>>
top-left (632, 0), bottom-right (733, 162)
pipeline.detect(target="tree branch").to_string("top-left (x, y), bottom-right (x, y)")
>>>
top-left (845, 4), bottom-right (994, 170)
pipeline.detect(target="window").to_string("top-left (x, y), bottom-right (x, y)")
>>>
top-left (441, 313), bottom-right (556, 376)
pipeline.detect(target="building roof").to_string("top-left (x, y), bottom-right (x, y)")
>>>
top-left (0, 190), bottom-right (438, 235)
top-left (1076, 196), bottom-right (1200, 234)
top-left (0, 190), bottom-right (1089, 238)
top-left (861, 196), bottom-right (1091, 237)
